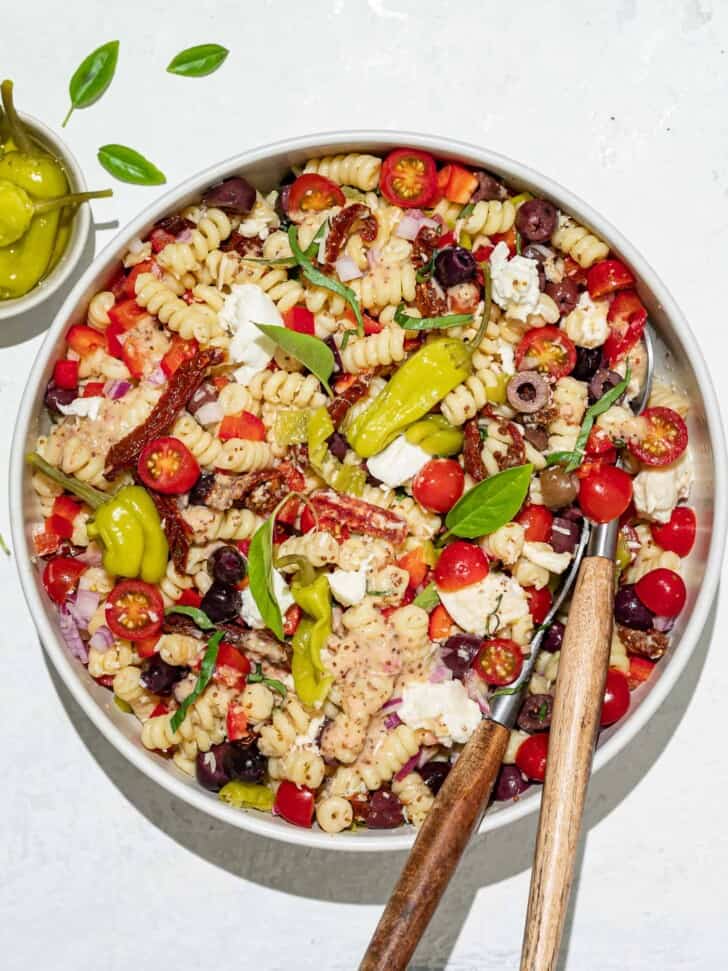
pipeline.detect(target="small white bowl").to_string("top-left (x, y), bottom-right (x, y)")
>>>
top-left (10, 132), bottom-right (728, 851)
top-left (0, 113), bottom-right (90, 320)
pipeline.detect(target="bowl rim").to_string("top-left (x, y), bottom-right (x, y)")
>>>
top-left (10, 129), bottom-right (728, 852)
top-left (0, 111), bottom-right (90, 320)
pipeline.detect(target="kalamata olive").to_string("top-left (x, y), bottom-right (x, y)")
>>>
top-left (545, 278), bottom-right (579, 317)
top-left (517, 694), bottom-right (553, 732)
top-left (572, 345), bottom-right (603, 381)
top-left (366, 789), bottom-right (405, 829)
top-left (325, 335), bottom-right (343, 372)
top-left (155, 213), bottom-right (194, 236)
top-left (614, 584), bottom-right (654, 631)
top-left (201, 580), bottom-right (241, 623)
top-left (550, 516), bottom-right (581, 554)
top-left (419, 760), bottom-right (451, 795)
top-left (208, 545), bottom-right (246, 584)
top-left (435, 247), bottom-right (476, 288)
top-left (187, 381), bottom-right (218, 416)
top-left (541, 619), bottom-right (565, 653)
top-left (202, 176), bottom-right (256, 214)
top-left (523, 425), bottom-right (549, 452)
top-left (196, 743), bottom-right (234, 792)
top-left (507, 371), bottom-right (550, 414)
top-left (539, 467), bottom-right (578, 510)
top-left (276, 183), bottom-right (292, 218)
top-left (141, 654), bottom-right (186, 695)
top-left (189, 471), bottom-right (215, 505)
top-left (226, 741), bottom-right (266, 783)
top-left (521, 246), bottom-right (546, 289)
top-left (44, 382), bottom-right (77, 413)
top-left (589, 368), bottom-right (623, 404)
top-left (471, 171), bottom-right (508, 202)
top-left (494, 764), bottom-right (530, 801)
top-left (326, 431), bottom-right (349, 460)
top-left (441, 634), bottom-right (483, 679)
top-left (515, 199), bottom-right (558, 243)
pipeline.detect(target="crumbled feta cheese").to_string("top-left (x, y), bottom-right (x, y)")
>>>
top-left (327, 560), bottom-right (370, 607)
top-left (56, 396), bottom-right (104, 421)
top-left (561, 292), bottom-right (609, 348)
top-left (219, 284), bottom-right (283, 384)
top-left (366, 435), bottom-right (430, 487)
top-left (497, 338), bottom-right (515, 374)
top-left (240, 568), bottom-right (294, 628)
top-left (489, 242), bottom-right (540, 320)
top-left (399, 680), bottom-right (481, 744)
top-left (294, 715), bottom-right (325, 753)
top-left (522, 541), bottom-right (572, 574)
top-left (633, 452), bottom-right (692, 523)
top-left (437, 572), bottom-right (530, 637)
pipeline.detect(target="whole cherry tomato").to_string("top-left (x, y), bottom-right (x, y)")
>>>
top-left (42, 556), bottom-right (86, 604)
top-left (434, 541), bottom-right (489, 592)
top-left (627, 407), bottom-right (688, 467)
top-left (516, 503), bottom-right (553, 543)
top-left (274, 780), bottom-right (315, 827)
top-left (600, 668), bottom-right (631, 726)
top-left (515, 733), bottom-right (549, 782)
top-left (413, 459), bottom-right (464, 513)
top-left (635, 568), bottom-right (686, 617)
top-left (650, 506), bottom-right (696, 558)
top-left (578, 466), bottom-right (633, 523)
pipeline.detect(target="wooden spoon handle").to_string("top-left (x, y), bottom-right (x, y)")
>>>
top-left (359, 718), bottom-right (510, 971)
top-left (519, 555), bottom-right (615, 971)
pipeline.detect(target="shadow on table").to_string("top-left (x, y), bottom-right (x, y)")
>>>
top-left (46, 591), bottom-right (717, 971)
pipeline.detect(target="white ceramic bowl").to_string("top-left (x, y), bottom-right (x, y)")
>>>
top-left (10, 132), bottom-right (727, 851)
top-left (0, 113), bottom-right (90, 320)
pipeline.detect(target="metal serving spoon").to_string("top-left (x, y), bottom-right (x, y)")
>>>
top-left (360, 330), bottom-right (654, 971)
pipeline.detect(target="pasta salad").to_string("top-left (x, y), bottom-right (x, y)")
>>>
top-left (30, 148), bottom-right (695, 832)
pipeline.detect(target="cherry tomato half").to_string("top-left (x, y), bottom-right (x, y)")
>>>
top-left (515, 326), bottom-right (577, 379)
top-left (380, 148), bottom-right (438, 208)
top-left (650, 506), bottom-right (696, 558)
top-left (42, 556), bottom-right (85, 604)
top-left (214, 642), bottom-right (251, 689)
top-left (600, 668), bottom-right (631, 726)
top-left (218, 411), bottom-right (266, 442)
top-left (515, 733), bottom-right (549, 782)
top-left (578, 466), bottom-right (633, 523)
top-left (635, 568), bottom-right (686, 617)
top-left (288, 173), bottom-right (345, 213)
top-left (525, 586), bottom-right (552, 626)
top-left (106, 580), bottom-right (164, 642)
top-left (137, 436), bottom-right (200, 495)
top-left (413, 459), bottom-right (464, 514)
top-left (586, 259), bottom-right (635, 299)
top-left (603, 290), bottom-right (647, 366)
top-left (516, 503), bottom-right (553, 543)
top-left (434, 541), bottom-right (489, 592)
top-left (626, 407), bottom-right (688, 468)
top-left (473, 638), bottom-right (523, 686)
top-left (273, 780), bottom-right (315, 828)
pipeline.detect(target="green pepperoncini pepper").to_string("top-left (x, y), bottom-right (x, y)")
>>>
top-left (404, 415), bottom-right (464, 457)
top-left (290, 573), bottom-right (334, 707)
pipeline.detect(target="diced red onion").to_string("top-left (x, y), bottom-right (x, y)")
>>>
top-left (195, 401), bottom-right (224, 426)
top-left (384, 712), bottom-right (402, 730)
top-left (428, 662), bottom-right (453, 684)
top-left (105, 379), bottom-right (132, 400)
top-left (68, 588), bottom-right (99, 627)
top-left (523, 243), bottom-right (554, 260)
top-left (366, 246), bottom-right (381, 271)
top-left (77, 545), bottom-right (103, 567)
top-left (146, 366), bottom-right (167, 387)
top-left (335, 254), bottom-right (362, 282)
top-left (127, 236), bottom-right (145, 254)
top-left (464, 669), bottom-right (491, 716)
top-left (381, 697), bottom-right (402, 712)
top-left (394, 751), bottom-right (420, 782)
top-left (187, 381), bottom-right (218, 416)
top-left (395, 212), bottom-right (438, 241)
top-left (177, 228), bottom-right (193, 243)
top-left (89, 625), bottom-right (114, 653)
top-left (59, 606), bottom-right (88, 662)
top-left (652, 615), bottom-right (675, 633)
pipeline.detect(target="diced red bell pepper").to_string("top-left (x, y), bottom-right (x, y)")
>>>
top-left (273, 781), bottom-right (315, 828)
top-left (122, 260), bottom-right (157, 298)
top-left (236, 539), bottom-right (252, 557)
top-left (363, 313), bottom-right (383, 336)
top-left (45, 514), bottom-right (74, 541)
top-left (109, 270), bottom-right (128, 300)
top-left (161, 336), bottom-right (199, 377)
top-left (604, 290), bottom-right (647, 366)
top-left (283, 604), bottom-right (303, 637)
top-left (627, 655), bottom-right (655, 690)
top-left (436, 230), bottom-right (456, 249)
top-left (218, 411), bottom-right (266, 442)
top-left (562, 256), bottom-right (589, 288)
top-left (106, 322), bottom-right (125, 359)
top-left (66, 324), bottom-right (106, 357)
top-left (436, 164), bottom-right (478, 205)
top-left (108, 298), bottom-right (147, 330)
top-left (176, 588), bottom-right (203, 608)
top-left (32, 527), bottom-right (62, 557)
top-left (137, 636), bottom-right (160, 658)
top-left (473, 244), bottom-right (494, 263)
top-left (214, 642), bottom-right (251, 689)
top-left (150, 702), bottom-right (169, 718)
top-left (282, 306), bottom-right (315, 335)
top-left (52, 495), bottom-right (82, 523)
top-left (226, 701), bottom-right (250, 741)
top-left (82, 381), bottom-right (106, 397)
top-left (53, 359), bottom-right (79, 390)
top-left (491, 227), bottom-right (517, 256)
top-left (525, 586), bottom-right (552, 625)
top-left (396, 546), bottom-right (429, 590)
top-left (96, 675), bottom-right (115, 689)
top-left (428, 603), bottom-right (454, 640)
top-left (586, 259), bottom-right (635, 299)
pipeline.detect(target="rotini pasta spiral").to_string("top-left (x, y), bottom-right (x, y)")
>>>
top-left (315, 796), bottom-right (353, 834)
top-left (392, 772), bottom-right (435, 827)
top-left (159, 561), bottom-right (195, 605)
top-left (134, 273), bottom-right (222, 344)
top-left (339, 327), bottom-right (406, 373)
top-left (551, 215), bottom-right (609, 268)
top-left (258, 698), bottom-right (312, 757)
top-left (157, 208), bottom-right (232, 278)
top-left (236, 263), bottom-right (304, 313)
top-left (112, 665), bottom-right (160, 720)
top-left (303, 283), bottom-right (347, 316)
top-left (247, 369), bottom-right (326, 408)
top-left (268, 748), bottom-right (326, 788)
top-left (357, 724), bottom-right (420, 790)
top-left (157, 633), bottom-right (203, 667)
top-left (349, 263), bottom-right (417, 310)
top-left (182, 505), bottom-right (262, 543)
top-left (304, 153), bottom-right (382, 191)
top-left (86, 291), bottom-right (114, 330)
top-left (277, 531), bottom-right (341, 567)
top-left (463, 199), bottom-right (516, 236)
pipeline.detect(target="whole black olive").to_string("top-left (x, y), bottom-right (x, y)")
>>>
top-left (141, 654), bottom-right (186, 695)
top-left (201, 581), bottom-right (241, 623)
top-left (494, 765), bottom-right (530, 801)
top-left (541, 620), bottom-right (565, 653)
top-left (441, 634), bottom-right (482, 679)
top-left (44, 382), bottom-right (77, 413)
top-left (517, 693), bottom-right (553, 732)
top-left (366, 789), bottom-right (405, 829)
top-left (506, 371), bottom-right (550, 414)
top-left (589, 368), bottom-right (624, 404)
top-left (227, 741), bottom-right (267, 783)
top-left (614, 584), bottom-right (654, 631)
top-left (202, 177), bottom-right (256, 214)
top-left (189, 471), bottom-right (215, 506)
top-left (515, 199), bottom-right (558, 242)
top-left (471, 171), bottom-right (508, 202)
top-left (434, 247), bottom-right (476, 288)
top-left (196, 743), bottom-right (234, 792)
top-left (419, 760), bottom-right (451, 795)
top-left (208, 545), bottom-right (246, 584)
top-left (572, 345), bottom-right (603, 381)
top-left (545, 278), bottom-right (579, 317)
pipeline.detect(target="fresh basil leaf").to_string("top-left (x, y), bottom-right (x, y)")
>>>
top-left (241, 256), bottom-right (297, 267)
top-left (444, 464), bottom-right (533, 539)
top-left (413, 582), bottom-right (440, 610)
top-left (340, 329), bottom-right (357, 351)
top-left (248, 662), bottom-right (287, 698)
top-left (247, 517), bottom-right (283, 639)
top-left (561, 366), bottom-right (631, 473)
top-left (0, 532), bottom-right (10, 557)
top-left (253, 323), bottom-right (334, 396)
top-left (545, 451), bottom-right (573, 467)
top-left (170, 631), bottom-right (224, 732)
top-left (288, 225), bottom-right (364, 335)
top-left (63, 40), bottom-right (119, 127)
top-left (393, 304), bottom-right (472, 331)
top-left (164, 604), bottom-right (216, 631)
top-left (489, 684), bottom-right (522, 698)
top-left (167, 43), bottom-right (229, 78)
top-left (97, 144), bottom-right (166, 185)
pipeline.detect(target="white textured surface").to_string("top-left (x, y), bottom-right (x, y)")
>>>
top-left (2, 2), bottom-right (727, 968)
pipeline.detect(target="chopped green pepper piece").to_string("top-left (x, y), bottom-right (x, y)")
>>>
top-left (219, 781), bottom-right (275, 812)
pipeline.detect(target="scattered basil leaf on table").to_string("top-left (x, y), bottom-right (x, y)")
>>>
top-left (413, 583), bottom-right (440, 610)
top-left (443, 463), bottom-right (533, 539)
top-left (253, 323), bottom-right (334, 396)
top-left (247, 517), bottom-right (283, 640)
top-left (248, 662), bottom-right (287, 698)
top-left (164, 604), bottom-right (217, 630)
top-left (62, 40), bottom-right (119, 127)
top-left (0, 532), bottom-right (10, 557)
top-left (97, 144), bottom-right (166, 185)
top-left (393, 304), bottom-right (473, 331)
top-left (288, 225), bottom-right (364, 336)
top-left (166, 44), bottom-right (229, 78)
top-left (546, 366), bottom-right (631, 473)
top-left (170, 631), bottom-right (224, 731)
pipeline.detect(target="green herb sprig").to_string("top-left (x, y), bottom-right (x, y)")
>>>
top-left (170, 631), bottom-right (224, 732)
top-left (288, 225), bottom-right (363, 336)
top-left (63, 40), bottom-right (119, 127)
top-left (248, 662), bottom-right (287, 698)
top-left (164, 605), bottom-right (216, 630)
top-left (393, 304), bottom-right (473, 332)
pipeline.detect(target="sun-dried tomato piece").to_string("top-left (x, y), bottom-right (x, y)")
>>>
top-left (310, 489), bottom-right (408, 544)
top-left (463, 419), bottom-right (487, 482)
top-left (412, 226), bottom-right (440, 269)
top-left (324, 204), bottom-right (377, 264)
top-left (616, 624), bottom-right (668, 661)
top-left (221, 231), bottom-right (263, 257)
top-left (415, 280), bottom-right (447, 317)
top-left (155, 214), bottom-right (195, 236)
top-left (105, 348), bottom-right (223, 479)
top-left (327, 374), bottom-right (373, 428)
top-left (145, 489), bottom-right (192, 572)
